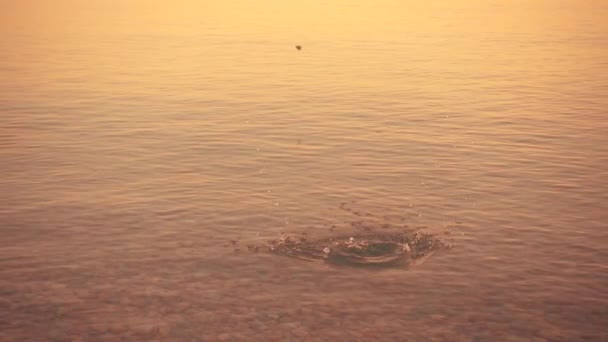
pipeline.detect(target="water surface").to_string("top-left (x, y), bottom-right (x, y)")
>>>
top-left (1, 1), bottom-right (608, 340)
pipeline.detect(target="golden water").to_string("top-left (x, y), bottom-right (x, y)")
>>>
top-left (1, 1), bottom-right (607, 340)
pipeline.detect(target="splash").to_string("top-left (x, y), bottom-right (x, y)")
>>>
top-left (265, 230), bottom-right (446, 267)
top-left (231, 202), bottom-right (456, 268)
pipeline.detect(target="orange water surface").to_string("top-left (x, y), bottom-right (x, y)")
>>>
top-left (1, 1), bottom-right (607, 340)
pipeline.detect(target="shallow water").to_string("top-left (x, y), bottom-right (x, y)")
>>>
top-left (1, 0), bottom-right (608, 340)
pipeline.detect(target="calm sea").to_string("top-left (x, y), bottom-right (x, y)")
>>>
top-left (1, 0), bottom-right (607, 340)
